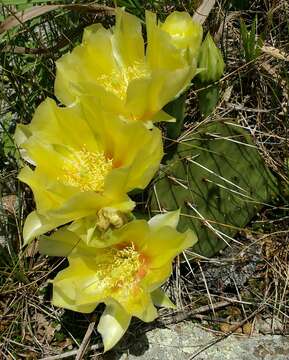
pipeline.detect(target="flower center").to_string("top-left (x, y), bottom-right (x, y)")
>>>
top-left (62, 147), bottom-right (113, 192)
top-left (96, 62), bottom-right (149, 101)
top-left (91, 244), bottom-right (147, 298)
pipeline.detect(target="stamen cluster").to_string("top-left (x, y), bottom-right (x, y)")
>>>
top-left (62, 147), bottom-right (113, 192)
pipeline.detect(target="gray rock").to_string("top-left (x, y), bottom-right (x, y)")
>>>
top-left (109, 322), bottom-right (289, 360)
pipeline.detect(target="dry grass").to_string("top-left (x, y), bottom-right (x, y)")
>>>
top-left (0, 0), bottom-right (289, 359)
top-left (164, 0), bottom-right (289, 341)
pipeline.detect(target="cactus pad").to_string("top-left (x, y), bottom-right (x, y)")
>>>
top-left (149, 121), bottom-right (278, 257)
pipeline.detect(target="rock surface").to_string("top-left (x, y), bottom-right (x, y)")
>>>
top-left (106, 322), bottom-right (289, 360)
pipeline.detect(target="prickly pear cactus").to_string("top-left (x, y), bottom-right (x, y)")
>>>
top-left (149, 121), bottom-right (278, 258)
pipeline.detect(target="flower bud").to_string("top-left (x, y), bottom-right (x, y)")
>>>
top-left (198, 33), bottom-right (225, 84)
top-left (161, 12), bottom-right (203, 57)
top-left (95, 207), bottom-right (128, 232)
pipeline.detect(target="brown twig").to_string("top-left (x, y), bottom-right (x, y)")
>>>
top-left (0, 4), bottom-right (114, 34)
top-left (75, 313), bottom-right (98, 360)
top-left (158, 299), bottom-right (234, 326)
top-left (187, 305), bottom-right (265, 360)
top-left (39, 343), bottom-right (102, 360)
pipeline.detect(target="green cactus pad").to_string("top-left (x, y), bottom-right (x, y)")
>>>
top-left (149, 121), bottom-right (279, 257)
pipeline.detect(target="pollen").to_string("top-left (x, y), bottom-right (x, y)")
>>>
top-left (86, 244), bottom-right (147, 300)
top-left (62, 147), bottom-right (113, 192)
top-left (96, 62), bottom-right (150, 100)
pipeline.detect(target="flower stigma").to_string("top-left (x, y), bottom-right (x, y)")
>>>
top-left (86, 244), bottom-right (148, 301)
top-left (62, 147), bottom-right (113, 192)
top-left (96, 62), bottom-right (149, 101)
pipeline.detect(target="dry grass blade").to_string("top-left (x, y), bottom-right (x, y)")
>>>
top-left (160, 300), bottom-right (234, 326)
top-left (39, 344), bottom-right (103, 360)
top-left (0, 4), bottom-right (59, 33)
top-left (261, 46), bottom-right (289, 61)
top-left (0, 4), bottom-right (115, 34)
top-left (75, 313), bottom-right (98, 360)
top-left (188, 305), bottom-right (265, 360)
top-left (192, 0), bottom-right (216, 24)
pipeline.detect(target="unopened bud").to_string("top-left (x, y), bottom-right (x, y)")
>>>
top-left (161, 12), bottom-right (203, 57)
top-left (96, 208), bottom-right (128, 232)
top-left (198, 33), bottom-right (225, 84)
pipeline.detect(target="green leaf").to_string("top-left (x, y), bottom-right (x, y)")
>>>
top-left (1, 112), bottom-right (19, 160)
top-left (229, 0), bottom-right (250, 10)
top-left (1, 0), bottom-right (28, 4)
top-left (240, 16), bottom-right (264, 62)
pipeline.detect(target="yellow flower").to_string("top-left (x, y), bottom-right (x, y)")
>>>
top-left (15, 97), bottom-right (163, 244)
top-left (154, 11), bottom-right (203, 58)
top-left (55, 9), bottom-right (203, 125)
top-left (39, 210), bottom-right (197, 351)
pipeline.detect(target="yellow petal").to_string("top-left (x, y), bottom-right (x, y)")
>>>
top-left (23, 211), bottom-right (62, 246)
top-left (112, 220), bottom-right (149, 249)
top-left (151, 288), bottom-right (176, 309)
top-left (97, 302), bottom-right (131, 352)
top-left (148, 210), bottom-right (180, 230)
top-left (68, 217), bottom-right (100, 246)
top-left (123, 127), bottom-right (163, 190)
top-left (136, 294), bottom-right (158, 322)
top-left (82, 24), bottom-right (115, 72)
top-left (18, 166), bottom-right (64, 211)
top-left (114, 8), bottom-right (145, 67)
top-left (150, 109), bottom-right (175, 124)
top-left (143, 227), bottom-right (197, 268)
top-left (14, 124), bottom-right (31, 147)
top-left (22, 190), bottom-right (134, 243)
top-left (78, 85), bottom-right (124, 115)
top-left (48, 191), bottom-right (134, 225)
top-left (161, 12), bottom-right (203, 56)
top-left (22, 143), bottom-right (67, 183)
top-left (39, 228), bottom-right (82, 257)
top-left (55, 25), bottom-right (115, 106)
top-left (146, 10), bottom-right (186, 70)
top-left (113, 284), bottom-right (157, 321)
top-left (125, 77), bottom-right (151, 121)
top-left (142, 263), bottom-right (172, 292)
top-left (53, 285), bottom-right (96, 313)
top-left (54, 299), bottom-right (95, 313)
top-left (25, 98), bottom-right (96, 151)
top-left (147, 67), bottom-right (192, 114)
top-left (52, 257), bottom-right (98, 313)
